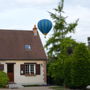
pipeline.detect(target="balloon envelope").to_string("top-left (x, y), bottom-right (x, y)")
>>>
top-left (38, 19), bottom-right (52, 35)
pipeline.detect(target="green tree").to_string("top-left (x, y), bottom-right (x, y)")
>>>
top-left (64, 43), bottom-right (90, 89)
top-left (46, 0), bottom-right (78, 85)
top-left (47, 37), bottom-right (78, 85)
top-left (45, 0), bottom-right (78, 58)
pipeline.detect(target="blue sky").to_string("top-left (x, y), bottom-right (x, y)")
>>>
top-left (0, 0), bottom-right (90, 45)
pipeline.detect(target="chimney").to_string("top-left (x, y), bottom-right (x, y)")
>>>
top-left (88, 37), bottom-right (90, 46)
top-left (33, 25), bottom-right (37, 36)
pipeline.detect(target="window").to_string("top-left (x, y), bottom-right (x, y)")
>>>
top-left (24, 45), bottom-right (31, 50)
top-left (20, 64), bottom-right (41, 75)
top-left (0, 64), bottom-right (4, 71)
top-left (25, 64), bottom-right (35, 75)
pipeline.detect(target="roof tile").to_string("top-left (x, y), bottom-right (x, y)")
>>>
top-left (0, 30), bottom-right (47, 60)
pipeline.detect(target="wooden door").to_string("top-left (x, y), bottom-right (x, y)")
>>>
top-left (7, 64), bottom-right (14, 82)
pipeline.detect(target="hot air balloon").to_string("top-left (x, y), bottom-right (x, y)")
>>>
top-left (37, 19), bottom-right (52, 38)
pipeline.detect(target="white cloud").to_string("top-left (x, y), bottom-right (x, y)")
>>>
top-left (64, 5), bottom-right (90, 44)
top-left (16, 0), bottom-right (54, 4)
top-left (65, 0), bottom-right (90, 7)
top-left (0, 0), bottom-right (89, 45)
top-left (0, 0), bottom-right (58, 12)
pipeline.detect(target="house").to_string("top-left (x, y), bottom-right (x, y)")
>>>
top-left (0, 25), bottom-right (47, 85)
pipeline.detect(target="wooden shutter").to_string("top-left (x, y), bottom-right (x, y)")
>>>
top-left (36, 64), bottom-right (40, 75)
top-left (0, 64), bottom-right (4, 71)
top-left (20, 64), bottom-right (25, 75)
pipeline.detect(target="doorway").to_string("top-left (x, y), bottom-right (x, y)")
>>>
top-left (7, 63), bottom-right (14, 82)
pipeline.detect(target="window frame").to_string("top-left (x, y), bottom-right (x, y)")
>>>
top-left (20, 63), bottom-right (41, 76)
top-left (24, 63), bottom-right (36, 75)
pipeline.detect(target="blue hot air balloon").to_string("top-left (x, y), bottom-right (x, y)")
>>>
top-left (38, 19), bottom-right (52, 37)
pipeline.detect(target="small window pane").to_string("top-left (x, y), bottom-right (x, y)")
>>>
top-left (30, 64), bottom-right (34, 74)
top-left (25, 64), bottom-right (29, 74)
top-left (24, 45), bottom-right (31, 50)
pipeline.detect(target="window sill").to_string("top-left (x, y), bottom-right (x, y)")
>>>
top-left (25, 74), bottom-right (36, 76)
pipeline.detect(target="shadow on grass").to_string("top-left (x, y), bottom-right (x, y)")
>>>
top-left (49, 86), bottom-right (70, 90)
top-left (49, 86), bottom-right (90, 90)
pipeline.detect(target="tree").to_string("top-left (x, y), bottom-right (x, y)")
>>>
top-left (45, 0), bottom-right (78, 59)
top-left (64, 43), bottom-right (90, 89)
top-left (47, 37), bottom-right (78, 85)
top-left (46, 0), bottom-right (78, 85)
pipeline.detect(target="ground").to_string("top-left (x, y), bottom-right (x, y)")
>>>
top-left (0, 86), bottom-right (53, 90)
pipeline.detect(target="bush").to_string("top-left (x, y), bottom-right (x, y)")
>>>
top-left (64, 57), bottom-right (72, 87)
top-left (64, 43), bottom-right (90, 89)
top-left (0, 71), bottom-right (9, 88)
top-left (47, 60), bottom-right (64, 85)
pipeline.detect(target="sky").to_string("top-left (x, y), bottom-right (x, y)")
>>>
top-left (0, 0), bottom-right (90, 45)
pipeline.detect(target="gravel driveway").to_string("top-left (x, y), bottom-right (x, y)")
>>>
top-left (0, 86), bottom-right (53, 90)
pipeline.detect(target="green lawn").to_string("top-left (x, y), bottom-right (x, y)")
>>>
top-left (50, 86), bottom-right (70, 90)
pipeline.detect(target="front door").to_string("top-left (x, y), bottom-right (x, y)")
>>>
top-left (7, 64), bottom-right (14, 82)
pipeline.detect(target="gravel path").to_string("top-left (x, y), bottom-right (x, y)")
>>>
top-left (0, 86), bottom-right (53, 90)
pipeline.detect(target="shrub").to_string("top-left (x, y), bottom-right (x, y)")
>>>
top-left (0, 71), bottom-right (9, 88)
top-left (64, 57), bottom-right (72, 87)
top-left (64, 43), bottom-right (90, 89)
top-left (47, 60), bottom-right (64, 85)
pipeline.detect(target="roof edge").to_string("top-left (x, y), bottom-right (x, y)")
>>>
top-left (0, 29), bottom-right (33, 32)
top-left (0, 58), bottom-right (48, 61)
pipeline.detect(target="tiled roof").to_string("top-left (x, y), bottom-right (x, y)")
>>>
top-left (0, 29), bottom-right (47, 60)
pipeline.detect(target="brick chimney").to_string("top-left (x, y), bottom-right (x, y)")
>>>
top-left (33, 25), bottom-right (37, 36)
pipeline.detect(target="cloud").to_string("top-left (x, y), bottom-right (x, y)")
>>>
top-left (0, 0), bottom-right (58, 12)
top-left (16, 0), bottom-right (54, 4)
top-left (65, 0), bottom-right (90, 7)
top-left (0, 0), bottom-right (89, 45)
top-left (64, 5), bottom-right (90, 44)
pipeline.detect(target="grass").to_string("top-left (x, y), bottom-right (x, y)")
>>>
top-left (50, 86), bottom-right (90, 90)
top-left (50, 86), bottom-right (70, 90)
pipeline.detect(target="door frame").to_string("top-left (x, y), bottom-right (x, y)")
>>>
top-left (6, 63), bottom-right (15, 82)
